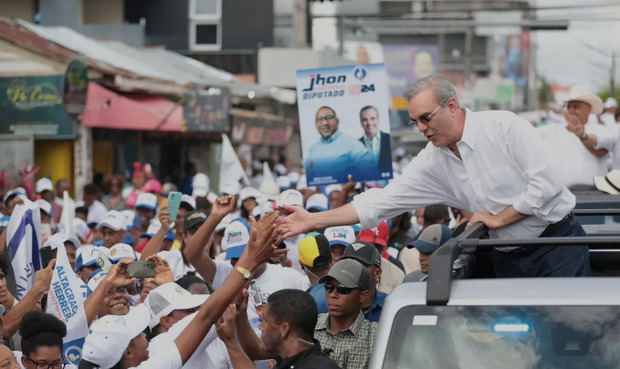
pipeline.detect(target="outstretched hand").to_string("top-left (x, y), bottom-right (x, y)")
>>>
top-left (246, 212), bottom-right (287, 264)
top-left (276, 205), bottom-right (314, 239)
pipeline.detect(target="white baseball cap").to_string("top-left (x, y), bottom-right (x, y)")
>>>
top-left (35, 178), bottom-right (53, 193)
top-left (250, 201), bottom-right (273, 220)
top-left (324, 226), bottom-right (356, 247)
top-left (223, 218), bottom-right (251, 259)
top-left (288, 171), bottom-right (300, 185)
top-left (120, 210), bottom-right (137, 231)
top-left (274, 163), bottom-right (287, 176)
top-left (277, 189), bottom-right (304, 208)
top-left (97, 210), bottom-right (125, 232)
top-left (276, 176), bottom-right (291, 191)
top-left (135, 193), bottom-right (157, 211)
top-left (108, 243), bottom-right (137, 263)
top-left (76, 245), bottom-right (104, 271)
top-left (604, 97), bottom-right (618, 109)
top-left (324, 184), bottom-right (342, 197)
top-left (215, 213), bottom-right (236, 234)
top-left (86, 269), bottom-right (108, 292)
top-left (43, 232), bottom-right (80, 250)
top-left (306, 193), bottom-right (328, 212)
top-left (220, 181), bottom-right (241, 196)
top-left (239, 187), bottom-right (261, 203)
top-left (73, 217), bottom-right (90, 240)
top-left (181, 194), bottom-right (196, 210)
top-left (192, 173), bottom-right (210, 197)
top-left (35, 199), bottom-right (52, 217)
top-left (144, 282), bottom-right (207, 328)
top-left (81, 304), bottom-right (151, 369)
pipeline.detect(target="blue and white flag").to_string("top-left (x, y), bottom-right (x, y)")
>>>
top-left (46, 241), bottom-right (89, 365)
top-left (7, 203), bottom-right (42, 299)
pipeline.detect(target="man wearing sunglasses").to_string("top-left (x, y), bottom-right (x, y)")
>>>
top-left (280, 74), bottom-right (588, 278)
top-left (305, 106), bottom-right (374, 184)
top-left (315, 259), bottom-right (377, 369)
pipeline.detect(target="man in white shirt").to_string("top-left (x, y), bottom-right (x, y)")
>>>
top-left (358, 105), bottom-right (392, 176)
top-left (278, 74), bottom-right (589, 278)
top-left (601, 97), bottom-right (618, 126)
top-left (537, 86), bottom-right (614, 188)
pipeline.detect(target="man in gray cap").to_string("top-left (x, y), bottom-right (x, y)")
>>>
top-left (404, 224), bottom-right (452, 282)
top-left (315, 259), bottom-right (377, 369)
top-left (341, 242), bottom-right (387, 322)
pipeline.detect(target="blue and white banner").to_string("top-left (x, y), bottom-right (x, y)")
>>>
top-left (7, 203), bottom-right (42, 299)
top-left (296, 64), bottom-right (393, 186)
top-left (46, 241), bottom-right (89, 365)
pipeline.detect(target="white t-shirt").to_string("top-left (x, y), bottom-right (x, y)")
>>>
top-left (212, 260), bottom-right (309, 329)
top-left (148, 311), bottom-right (218, 369)
top-left (132, 341), bottom-right (182, 369)
top-left (157, 249), bottom-right (197, 280)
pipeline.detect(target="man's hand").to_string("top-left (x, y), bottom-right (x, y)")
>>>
top-left (563, 111), bottom-right (585, 138)
top-left (142, 255), bottom-right (175, 291)
top-left (34, 260), bottom-right (55, 294)
top-left (331, 175), bottom-right (356, 208)
top-left (276, 205), bottom-right (314, 239)
top-left (211, 195), bottom-right (237, 219)
top-left (246, 212), bottom-right (287, 265)
top-left (216, 304), bottom-right (238, 344)
top-left (466, 212), bottom-right (502, 230)
top-left (158, 210), bottom-right (172, 229)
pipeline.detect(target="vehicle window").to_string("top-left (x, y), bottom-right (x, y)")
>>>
top-left (383, 305), bottom-right (620, 369)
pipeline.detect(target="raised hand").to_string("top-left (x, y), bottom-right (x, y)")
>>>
top-left (143, 255), bottom-right (175, 288)
top-left (246, 212), bottom-right (286, 265)
top-left (34, 259), bottom-right (55, 294)
top-left (159, 209), bottom-right (172, 229)
top-left (215, 304), bottom-right (238, 344)
top-left (211, 195), bottom-right (237, 219)
top-left (104, 258), bottom-right (136, 288)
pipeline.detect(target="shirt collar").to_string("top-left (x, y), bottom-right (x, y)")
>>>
top-left (369, 291), bottom-right (386, 312)
top-left (459, 108), bottom-right (476, 150)
top-left (320, 130), bottom-right (342, 144)
top-left (274, 341), bottom-right (323, 369)
top-left (363, 133), bottom-right (380, 145)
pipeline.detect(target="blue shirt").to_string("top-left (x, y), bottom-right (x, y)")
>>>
top-left (305, 131), bottom-right (375, 184)
top-left (308, 281), bottom-right (328, 314)
top-left (363, 291), bottom-right (386, 322)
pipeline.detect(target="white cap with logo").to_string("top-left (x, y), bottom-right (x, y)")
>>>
top-left (324, 226), bottom-right (356, 247)
top-left (81, 304), bottom-right (152, 369)
top-left (136, 193), bottom-right (157, 210)
top-left (35, 178), bottom-right (53, 193)
top-left (143, 282), bottom-right (207, 328)
top-left (97, 210), bottom-right (126, 232)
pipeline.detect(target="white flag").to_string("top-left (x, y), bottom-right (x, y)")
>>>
top-left (7, 203), bottom-right (42, 299)
top-left (59, 191), bottom-right (77, 241)
top-left (220, 133), bottom-right (250, 189)
top-left (46, 241), bottom-right (89, 365)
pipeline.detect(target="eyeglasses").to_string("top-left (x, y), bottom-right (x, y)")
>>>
top-left (324, 284), bottom-right (356, 295)
top-left (24, 357), bottom-right (65, 369)
top-left (316, 114), bottom-right (336, 123)
top-left (408, 103), bottom-right (444, 127)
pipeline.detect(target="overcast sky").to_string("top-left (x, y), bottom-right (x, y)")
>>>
top-left (534, 0), bottom-right (620, 92)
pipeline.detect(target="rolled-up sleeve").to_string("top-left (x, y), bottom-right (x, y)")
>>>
top-left (351, 149), bottom-right (453, 229)
top-left (508, 115), bottom-right (567, 218)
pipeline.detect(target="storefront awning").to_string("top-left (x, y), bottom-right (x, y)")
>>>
top-left (82, 82), bottom-right (182, 131)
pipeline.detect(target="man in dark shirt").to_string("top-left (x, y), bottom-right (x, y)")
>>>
top-left (216, 289), bottom-right (340, 369)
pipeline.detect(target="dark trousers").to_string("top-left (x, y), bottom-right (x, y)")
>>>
top-left (492, 214), bottom-right (591, 278)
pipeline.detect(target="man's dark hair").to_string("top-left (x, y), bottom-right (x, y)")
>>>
top-left (20, 311), bottom-right (66, 356)
top-left (83, 183), bottom-right (99, 196)
top-left (423, 204), bottom-right (450, 227)
top-left (75, 205), bottom-right (88, 217)
top-left (359, 105), bottom-right (378, 121)
top-left (195, 197), bottom-right (212, 214)
top-left (316, 106), bottom-right (336, 118)
top-left (266, 289), bottom-right (317, 341)
top-left (176, 273), bottom-right (214, 294)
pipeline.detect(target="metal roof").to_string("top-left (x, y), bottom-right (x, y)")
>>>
top-left (8, 19), bottom-right (296, 104)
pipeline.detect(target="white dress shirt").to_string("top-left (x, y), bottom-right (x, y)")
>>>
top-left (351, 109), bottom-right (575, 239)
top-left (537, 120), bottom-right (615, 187)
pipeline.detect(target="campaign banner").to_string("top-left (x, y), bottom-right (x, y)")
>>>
top-left (46, 241), bottom-right (89, 365)
top-left (296, 64), bottom-right (393, 186)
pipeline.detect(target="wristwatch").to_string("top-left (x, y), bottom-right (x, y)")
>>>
top-left (235, 265), bottom-right (252, 280)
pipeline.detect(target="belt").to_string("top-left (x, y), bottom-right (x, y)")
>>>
top-left (499, 213), bottom-right (574, 257)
